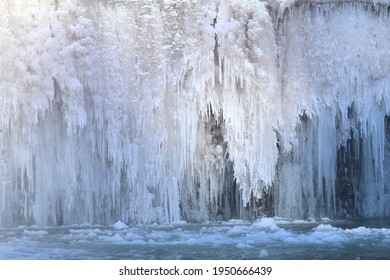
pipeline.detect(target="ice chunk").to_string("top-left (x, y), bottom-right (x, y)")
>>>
top-left (259, 249), bottom-right (269, 258)
top-left (251, 218), bottom-right (280, 231)
top-left (113, 221), bottom-right (128, 230)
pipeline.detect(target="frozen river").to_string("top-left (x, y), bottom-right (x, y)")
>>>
top-left (1, 217), bottom-right (390, 260)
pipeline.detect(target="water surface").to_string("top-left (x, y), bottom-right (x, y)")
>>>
top-left (1, 217), bottom-right (390, 259)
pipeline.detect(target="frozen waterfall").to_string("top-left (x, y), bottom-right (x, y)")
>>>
top-left (1, 0), bottom-right (390, 227)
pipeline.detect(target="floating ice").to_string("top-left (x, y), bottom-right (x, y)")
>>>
top-left (251, 218), bottom-right (280, 232)
top-left (259, 249), bottom-right (269, 258)
top-left (1, 0), bottom-right (390, 227)
top-left (113, 221), bottom-right (128, 230)
top-left (0, 218), bottom-right (389, 259)
top-left (22, 230), bottom-right (48, 238)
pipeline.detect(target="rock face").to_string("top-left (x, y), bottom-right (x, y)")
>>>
top-left (1, 0), bottom-right (390, 226)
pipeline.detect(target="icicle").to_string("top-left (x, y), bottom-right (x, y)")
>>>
top-left (2, 0), bottom-right (390, 227)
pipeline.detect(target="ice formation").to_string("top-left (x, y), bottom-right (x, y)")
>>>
top-left (1, 0), bottom-right (390, 226)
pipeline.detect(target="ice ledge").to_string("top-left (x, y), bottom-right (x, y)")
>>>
top-left (267, 0), bottom-right (390, 17)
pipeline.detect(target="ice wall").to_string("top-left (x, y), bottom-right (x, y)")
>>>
top-left (272, 0), bottom-right (390, 218)
top-left (1, 0), bottom-right (390, 226)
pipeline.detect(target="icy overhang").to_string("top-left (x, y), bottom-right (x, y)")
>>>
top-left (267, 0), bottom-right (390, 17)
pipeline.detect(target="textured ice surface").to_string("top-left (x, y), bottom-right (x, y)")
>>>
top-left (1, 0), bottom-right (390, 226)
top-left (1, 218), bottom-right (390, 259)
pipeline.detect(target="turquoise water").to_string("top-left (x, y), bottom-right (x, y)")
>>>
top-left (1, 218), bottom-right (390, 259)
